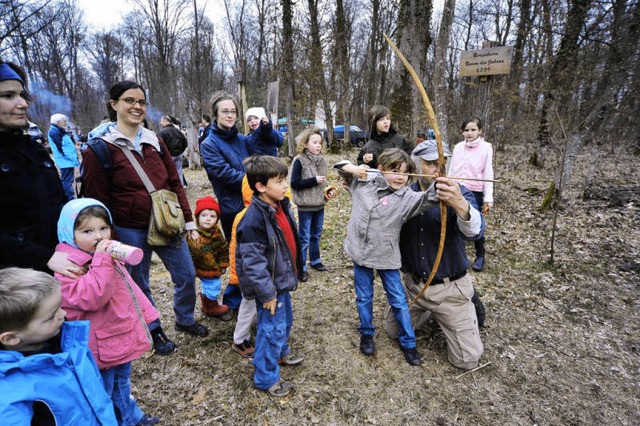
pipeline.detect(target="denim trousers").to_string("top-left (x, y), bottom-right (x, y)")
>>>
top-left (297, 209), bottom-right (324, 270)
top-left (100, 362), bottom-right (144, 426)
top-left (222, 284), bottom-right (243, 310)
top-left (253, 293), bottom-right (292, 390)
top-left (115, 225), bottom-right (197, 329)
top-left (353, 263), bottom-right (417, 349)
top-left (200, 277), bottom-right (221, 300)
top-left (60, 167), bottom-right (75, 200)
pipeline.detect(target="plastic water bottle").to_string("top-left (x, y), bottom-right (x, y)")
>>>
top-left (106, 241), bottom-right (144, 265)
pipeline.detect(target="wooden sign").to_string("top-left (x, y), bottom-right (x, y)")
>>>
top-left (459, 46), bottom-right (513, 77)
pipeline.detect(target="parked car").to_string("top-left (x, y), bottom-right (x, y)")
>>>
top-left (329, 125), bottom-right (369, 147)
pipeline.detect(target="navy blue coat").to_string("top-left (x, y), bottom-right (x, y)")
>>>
top-left (236, 196), bottom-right (302, 303)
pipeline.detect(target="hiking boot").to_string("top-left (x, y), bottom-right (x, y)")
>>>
top-left (472, 288), bottom-right (486, 328)
top-left (151, 327), bottom-right (175, 355)
top-left (232, 340), bottom-right (255, 358)
top-left (279, 353), bottom-right (305, 366)
top-left (136, 415), bottom-right (159, 426)
top-left (359, 334), bottom-right (375, 356)
top-left (402, 347), bottom-right (422, 366)
top-left (175, 321), bottom-right (209, 337)
top-left (472, 256), bottom-right (485, 272)
top-left (265, 379), bottom-right (293, 397)
top-left (200, 294), bottom-right (230, 318)
top-left (311, 262), bottom-right (327, 271)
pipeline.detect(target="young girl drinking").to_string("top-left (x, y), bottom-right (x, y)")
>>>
top-left (357, 105), bottom-right (413, 169)
top-left (187, 196), bottom-right (231, 318)
top-left (335, 148), bottom-right (439, 366)
top-left (290, 128), bottom-right (338, 281)
top-left (448, 117), bottom-right (494, 272)
top-left (55, 198), bottom-right (160, 426)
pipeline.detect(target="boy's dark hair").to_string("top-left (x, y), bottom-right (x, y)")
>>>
top-left (75, 205), bottom-right (112, 229)
top-left (0, 268), bottom-right (58, 334)
top-left (202, 114), bottom-right (211, 123)
top-left (243, 155), bottom-right (289, 195)
top-left (377, 148), bottom-right (416, 182)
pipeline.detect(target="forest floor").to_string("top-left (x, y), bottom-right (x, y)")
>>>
top-left (131, 142), bottom-right (639, 425)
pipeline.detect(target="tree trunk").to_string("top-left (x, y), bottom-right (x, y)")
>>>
top-left (281, 0), bottom-right (296, 156)
top-left (433, 0), bottom-right (456, 143)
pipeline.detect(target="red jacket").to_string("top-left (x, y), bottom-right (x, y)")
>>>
top-left (81, 125), bottom-right (194, 229)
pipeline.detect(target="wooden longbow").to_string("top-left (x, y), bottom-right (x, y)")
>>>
top-left (383, 34), bottom-right (447, 308)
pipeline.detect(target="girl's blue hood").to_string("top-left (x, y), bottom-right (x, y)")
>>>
top-left (57, 198), bottom-right (112, 249)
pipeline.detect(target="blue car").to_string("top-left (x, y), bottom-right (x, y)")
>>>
top-left (331, 125), bottom-right (369, 147)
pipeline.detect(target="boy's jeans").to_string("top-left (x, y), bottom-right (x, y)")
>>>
top-left (297, 209), bottom-right (324, 269)
top-left (100, 362), bottom-right (144, 425)
top-left (353, 263), bottom-right (417, 349)
top-left (253, 293), bottom-right (292, 390)
top-left (115, 225), bottom-right (197, 329)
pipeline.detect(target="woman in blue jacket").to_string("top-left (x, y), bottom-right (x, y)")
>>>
top-left (200, 91), bottom-right (250, 241)
top-left (201, 92), bottom-right (250, 310)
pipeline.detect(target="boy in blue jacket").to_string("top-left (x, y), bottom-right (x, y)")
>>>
top-left (0, 267), bottom-right (117, 425)
top-left (236, 155), bottom-right (304, 397)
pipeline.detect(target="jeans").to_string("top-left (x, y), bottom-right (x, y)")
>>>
top-left (115, 225), bottom-right (197, 329)
top-left (172, 155), bottom-right (185, 186)
top-left (60, 167), bottom-right (75, 200)
top-left (222, 284), bottom-right (243, 310)
top-left (353, 263), bottom-right (416, 349)
top-left (100, 362), bottom-right (144, 426)
top-left (253, 293), bottom-right (292, 390)
top-left (471, 191), bottom-right (486, 256)
top-left (297, 209), bottom-right (324, 270)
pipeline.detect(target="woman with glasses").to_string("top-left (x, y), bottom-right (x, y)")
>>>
top-left (200, 91), bottom-right (250, 241)
top-left (81, 81), bottom-right (209, 356)
top-left (0, 60), bottom-right (79, 276)
top-left (200, 91), bottom-right (251, 313)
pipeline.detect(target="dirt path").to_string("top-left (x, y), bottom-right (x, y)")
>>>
top-left (131, 145), bottom-right (639, 425)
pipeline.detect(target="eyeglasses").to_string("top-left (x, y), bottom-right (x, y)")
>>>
top-left (219, 109), bottom-right (237, 116)
top-left (120, 97), bottom-right (149, 107)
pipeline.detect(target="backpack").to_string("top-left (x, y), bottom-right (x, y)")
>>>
top-left (76, 138), bottom-right (163, 197)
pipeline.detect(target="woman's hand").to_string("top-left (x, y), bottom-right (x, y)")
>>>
top-left (363, 153), bottom-right (374, 164)
top-left (188, 229), bottom-right (200, 241)
top-left (316, 175), bottom-right (327, 184)
top-left (47, 251), bottom-right (83, 278)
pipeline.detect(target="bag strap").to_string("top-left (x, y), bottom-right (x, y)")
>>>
top-left (117, 144), bottom-right (157, 194)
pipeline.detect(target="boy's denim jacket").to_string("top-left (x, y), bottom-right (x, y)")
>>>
top-left (336, 160), bottom-right (438, 270)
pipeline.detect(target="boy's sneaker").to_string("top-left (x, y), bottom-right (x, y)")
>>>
top-left (175, 321), bottom-right (209, 337)
top-left (266, 379), bottom-right (293, 397)
top-left (360, 334), bottom-right (375, 356)
top-left (279, 353), bottom-right (305, 366)
top-left (151, 327), bottom-right (175, 355)
top-left (402, 347), bottom-right (422, 366)
top-left (136, 415), bottom-right (159, 425)
top-left (232, 340), bottom-right (255, 358)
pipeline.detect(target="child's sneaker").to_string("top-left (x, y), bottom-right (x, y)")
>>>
top-left (232, 340), bottom-right (255, 358)
top-left (401, 346), bottom-right (422, 366)
top-left (266, 379), bottom-right (293, 397)
top-left (278, 353), bottom-right (304, 366)
top-left (136, 414), bottom-right (159, 425)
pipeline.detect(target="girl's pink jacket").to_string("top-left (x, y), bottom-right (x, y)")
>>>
top-left (55, 243), bottom-right (159, 370)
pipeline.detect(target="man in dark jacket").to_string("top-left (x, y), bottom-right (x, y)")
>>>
top-left (158, 116), bottom-right (188, 186)
top-left (385, 140), bottom-right (485, 370)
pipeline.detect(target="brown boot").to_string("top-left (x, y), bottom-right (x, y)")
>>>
top-left (200, 294), bottom-right (230, 317)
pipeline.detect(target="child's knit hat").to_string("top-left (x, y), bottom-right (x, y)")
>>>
top-left (245, 107), bottom-right (267, 122)
top-left (194, 196), bottom-right (220, 218)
